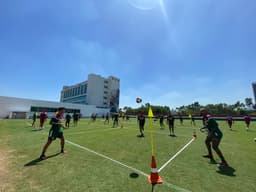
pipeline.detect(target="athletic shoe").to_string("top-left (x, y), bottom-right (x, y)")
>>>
top-left (39, 154), bottom-right (47, 160)
top-left (61, 150), bottom-right (67, 154)
top-left (202, 154), bottom-right (213, 159)
top-left (217, 161), bottom-right (228, 168)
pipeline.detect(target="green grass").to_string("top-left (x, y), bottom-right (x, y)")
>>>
top-left (0, 118), bottom-right (256, 192)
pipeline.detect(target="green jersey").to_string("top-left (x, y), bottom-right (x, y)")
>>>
top-left (50, 117), bottom-right (63, 133)
top-left (205, 118), bottom-right (222, 139)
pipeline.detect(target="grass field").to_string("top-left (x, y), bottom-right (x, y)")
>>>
top-left (0, 118), bottom-right (256, 192)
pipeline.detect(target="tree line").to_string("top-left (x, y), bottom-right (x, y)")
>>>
top-left (122, 100), bottom-right (256, 116)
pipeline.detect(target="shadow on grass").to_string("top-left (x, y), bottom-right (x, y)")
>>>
top-left (216, 166), bottom-right (236, 177)
top-left (24, 153), bottom-right (61, 167)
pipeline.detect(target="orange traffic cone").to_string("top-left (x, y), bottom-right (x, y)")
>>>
top-left (148, 156), bottom-right (163, 184)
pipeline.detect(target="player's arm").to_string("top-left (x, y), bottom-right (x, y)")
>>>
top-left (200, 126), bottom-right (207, 132)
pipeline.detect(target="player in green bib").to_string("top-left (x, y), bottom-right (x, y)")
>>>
top-left (200, 108), bottom-right (228, 167)
top-left (39, 107), bottom-right (66, 160)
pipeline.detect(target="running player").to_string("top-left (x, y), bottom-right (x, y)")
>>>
top-left (39, 107), bottom-right (66, 160)
top-left (200, 108), bottom-right (228, 167)
top-left (244, 115), bottom-right (251, 131)
top-left (226, 115), bottom-right (234, 130)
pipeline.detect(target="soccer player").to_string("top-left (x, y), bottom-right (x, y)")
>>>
top-left (167, 113), bottom-right (175, 136)
top-left (65, 113), bottom-right (71, 128)
top-left (137, 114), bottom-right (146, 137)
top-left (200, 108), bottom-right (228, 167)
top-left (226, 115), bottom-right (234, 130)
top-left (112, 113), bottom-right (119, 128)
top-left (39, 107), bottom-right (66, 160)
top-left (32, 112), bottom-right (37, 128)
top-left (73, 112), bottom-right (79, 127)
top-left (104, 113), bottom-right (110, 125)
top-left (159, 115), bottom-right (165, 129)
top-left (39, 112), bottom-right (47, 129)
top-left (244, 115), bottom-right (251, 131)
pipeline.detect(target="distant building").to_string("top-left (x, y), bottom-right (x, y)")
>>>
top-left (60, 74), bottom-right (120, 110)
top-left (0, 96), bottom-right (110, 119)
top-left (252, 82), bottom-right (256, 104)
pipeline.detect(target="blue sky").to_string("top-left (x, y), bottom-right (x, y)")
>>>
top-left (0, 0), bottom-right (255, 109)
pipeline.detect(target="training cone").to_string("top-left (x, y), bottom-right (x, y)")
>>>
top-left (148, 156), bottom-right (163, 184)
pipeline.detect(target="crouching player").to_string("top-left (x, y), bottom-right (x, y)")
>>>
top-left (200, 108), bottom-right (228, 167)
top-left (39, 107), bottom-right (66, 160)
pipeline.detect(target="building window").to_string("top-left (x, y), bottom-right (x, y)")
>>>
top-left (104, 85), bottom-right (108, 89)
top-left (104, 80), bottom-right (108, 84)
top-left (78, 87), bottom-right (81, 95)
top-left (103, 96), bottom-right (108, 100)
top-left (104, 91), bottom-right (108, 94)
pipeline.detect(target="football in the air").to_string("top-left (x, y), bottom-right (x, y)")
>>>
top-left (136, 97), bottom-right (142, 103)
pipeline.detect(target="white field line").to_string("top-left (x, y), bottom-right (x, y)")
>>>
top-left (158, 138), bottom-right (195, 173)
top-left (66, 140), bottom-right (191, 192)
top-left (65, 128), bottom-right (119, 136)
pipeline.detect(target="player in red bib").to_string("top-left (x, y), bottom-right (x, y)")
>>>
top-left (39, 112), bottom-right (48, 130)
top-left (226, 115), bottom-right (234, 130)
top-left (244, 115), bottom-right (251, 131)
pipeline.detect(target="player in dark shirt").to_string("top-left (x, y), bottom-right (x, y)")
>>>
top-left (65, 113), bottom-right (72, 128)
top-left (137, 114), bottom-right (146, 137)
top-left (167, 113), bottom-right (175, 136)
top-left (200, 108), bottom-right (228, 167)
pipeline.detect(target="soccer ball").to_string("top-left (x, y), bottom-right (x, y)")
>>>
top-left (136, 97), bottom-right (142, 103)
top-left (254, 138), bottom-right (256, 142)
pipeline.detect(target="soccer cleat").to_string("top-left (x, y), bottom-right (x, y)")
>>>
top-left (202, 154), bottom-right (213, 159)
top-left (61, 150), bottom-right (67, 154)
top-left (39, 154), bottom-right (47, 160)
top-left (217, 161), bottom-right (229, 168)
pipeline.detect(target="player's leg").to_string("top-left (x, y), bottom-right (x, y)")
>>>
top-left (168, 124), bottom-right (172, 136)
top-left (212, 137), bottom-right (228, 167)
top-left (40, 139), bottom-right (52, 159)
top-left (60, 136), bottom-right (66, 153)
top-left (203, 136), bottom-right (214, 159)
top-left (171, 124), bottom-right (175, 136)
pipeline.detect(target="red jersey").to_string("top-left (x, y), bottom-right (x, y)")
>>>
top-left (244, 116), bottom-right (251, 123)
top-left (40, 112), bottom-right (47, 121)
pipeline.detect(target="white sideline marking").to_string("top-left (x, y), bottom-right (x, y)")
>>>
top-left (66, 140), bottom-right (191, 192)
top-left (66, 128), bottom-right (118, 136)
top-left (158, 138), bottom-right (195, 173)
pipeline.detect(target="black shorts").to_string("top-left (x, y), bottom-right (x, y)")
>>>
top-left (48, 130), bottom-right (64, 141)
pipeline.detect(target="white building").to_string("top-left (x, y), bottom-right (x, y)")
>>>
top-left (60, 74), bottom-right (120, 110)
top-left (0, 96), bottom-right (110, 119)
